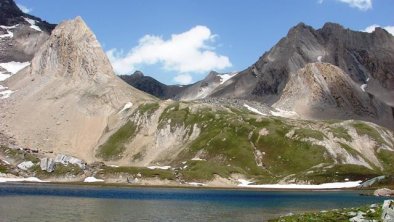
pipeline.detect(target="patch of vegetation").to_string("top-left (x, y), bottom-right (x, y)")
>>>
top-left (0, 164), bottom-right (8, 173)
top-left (352, 122), bottom-right (385, 145)
top-left (293, 128), bottom-right (326, 140)
top-left (269, 204), bottom-right (382, 222)
top-left (376, 149), bottom-right (394, 174)
top-left (31, 163), bottom-right (83, 178)
top-left (96, 121), bottom-right (137, 160)
top-left (297, 164), bottom-right (379, 184)
top-left (181, 161), bottom-right (242, 181)
top-left (100, 166), bottom-right (175, 180)
top-left (137, 103), bottom-right (160, 115)
top-left (330, 126), bottom-right (352, 141)
top-left (248, 119), bottom-right (331, 176)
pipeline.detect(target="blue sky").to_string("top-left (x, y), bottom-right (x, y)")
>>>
top-left (16, 0), bottom-right (394, 85)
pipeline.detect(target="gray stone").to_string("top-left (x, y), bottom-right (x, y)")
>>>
top-left (17, 161), bottom-right (34, 170)
top-left (359, 176), bottom-right (386, 188)
top-left (40, 157), bottom-right (55, 172)
top-left (374, 188), bottom-right (394, 197)
top-left (54, 154), bottom-right (85, 170)
top-left (382, 199), bottom-right (394, 222)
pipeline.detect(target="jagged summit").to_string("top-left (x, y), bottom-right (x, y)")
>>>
top-left (0, 0), bottom-right (55, 32)
top-left (1, 16), bottom-right (154, 161)
top-left (31, 16), bottom-right (113, 81)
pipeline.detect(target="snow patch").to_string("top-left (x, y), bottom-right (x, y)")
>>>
top-left (147, 166), bottom-right (171, 170)
top-left (238, 179), bottom-right (254, 186)
top-left (0, 176), bottom-right (47, 183)
top-left (218, 72), bottom-right (237, 84)
top-left (191, 157), bottom-right (206, 161)
top-left (0, 61), bottom-right (30, 75)
top-left (360, 84), bottom-right (367, 92)
top-left (83, 177), bottom-right (104, 183)
top-left (270, 108), bottom-right (298, 118)
top-left (237, 180), bottom-right (362, 189)
top-left (188, 182), bottom-right (206, 186)
top-left (244, 104), bottom-right (266, 116)
top-left (0, 89), bottom-right (14, 99)
top-left (0, 25), bottom-right (18, 39)
top-left (118, 102), bottom-right (133, 113)
top-left (23, 17), bottom-right (42, 32)
top-left (317, 56), bottom-right (322, 62)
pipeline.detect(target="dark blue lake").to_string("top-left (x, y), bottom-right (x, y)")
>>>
top-left (0, 183), bottom-right (388, 221)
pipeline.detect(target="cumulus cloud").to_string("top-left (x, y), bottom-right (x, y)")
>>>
top-left (106, 26), bottom-right (232, 76)
top-left (174, 74), bottom-right (193, 85)
top-left (17, 4), bottom-right (32, 13)
top-left (337, 0), bottom-right (372, 10)
top-left (363, 24), bottom-right (394, 36)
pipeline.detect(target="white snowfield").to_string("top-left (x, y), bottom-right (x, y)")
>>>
top-left (23, 17), bottom-right (42, 32)
top-left (83, 177), bottom-right (104, 183)
top-left (360, 84), bottom-right (367, 92)
top-left (0, 89), bottom-right (14, 99)
top-left (191, 157), bottom-right (206, 161)
top-left (0, 24), bottom-right (18, 39)
top-left (237, 179), bottom-right (362, 189)
top-left (244, 104), bottom-right (266, 116)
top-left (147, 166), bottom-right (171, 170)
top-left (188, 182), bottom-right (206, 186)
top-left (0, 61), bottom-right (30, 75)
top-left (218, 72), bottom-right (237, 85)
top-left (270, 108), bottom-right (298, 118)
top-left (118, 102), bottom-right (133, 114)
top-left (0, 176), bottom-right (47, 183)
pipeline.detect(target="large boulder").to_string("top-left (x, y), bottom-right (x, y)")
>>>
top-left (359, 176), bottom-right (386, 188)
top-left (382, 199), bottom-right (394, 222)
top-left (54, 154), bottom-right (85, 170)
top-left (16, 161), bottom-right (34, 170)
top-left (374, 188), bottom-right (394, 197)
top-left (40, 157), bottom-right (55, 172)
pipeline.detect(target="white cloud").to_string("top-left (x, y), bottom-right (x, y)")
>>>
top-left (362, 24), bottom-right (394, 36)
top-left (17, 4), bottom-right (32, 13)
top-left (106, 25), bottom-right (232, 75)
top-left (174, 74), bottom-right (193, 85)
top-left (337, 0), bottom-right (372, 10)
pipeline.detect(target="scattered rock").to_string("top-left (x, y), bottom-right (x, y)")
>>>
top-left (40, 157), bottom-right (55, 172)
top-left (374, 188), bottom-right (394, 197)
top-left (359, 176), bottom-right (385, 188)
top-left (54, 154), bottom-right (85, 170)
top-left (382, 200), bottom-right (394, 222)
top-left (17, 161), bottom-right (34, 170)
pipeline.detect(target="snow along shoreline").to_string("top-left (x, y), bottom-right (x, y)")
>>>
top-left (237, 179), bottom-right (362, 189)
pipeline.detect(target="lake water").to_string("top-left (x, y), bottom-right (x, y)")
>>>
top-left (0, 183), bottom-right (387, 222)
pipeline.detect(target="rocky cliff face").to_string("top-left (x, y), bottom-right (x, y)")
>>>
top-left (0, 16), bottom-right (154, 161)
top-left (213, 23), bottom-right (394, 104)
top-left (0, 0), bottom-right (55, 63)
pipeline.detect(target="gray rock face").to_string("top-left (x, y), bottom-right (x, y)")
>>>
top-left (0, 0), bottom-right (56, 63)
top-left (40, 157), bottom-right (55, 172)
top-left (17, 161), bottom-right (33, 170)
top-left (382, 199), bottom-right (394, 221)
top-left (54, 154), bottom-right (85, 170)
top-left (359, 175), bottom-right (386, 188)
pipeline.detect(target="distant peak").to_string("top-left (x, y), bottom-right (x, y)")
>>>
top-left (321, 22), bottom-right (345, 32)
top-left (287, 22), bottom-right (315, 36)
top-left (132, 70), bottom-right (144, 77)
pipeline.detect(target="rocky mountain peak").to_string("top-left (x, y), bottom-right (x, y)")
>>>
top-left (0, 0), bottom-right (23, 25)
top-left (31, 16), bottom-right (114, 81)
top-left (131, 70), bottom-right (145, 78)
